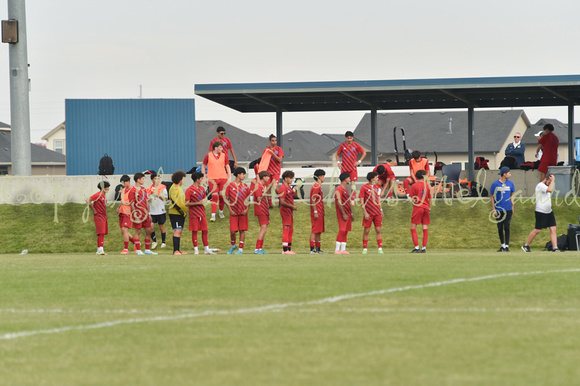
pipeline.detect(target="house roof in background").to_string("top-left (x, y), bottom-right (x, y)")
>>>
top-left (41, 121), bottom-right (66, 140)
top-left (353, 110), bottom-right (529, 155)
top-left (196, 120), bottom-right (267, 163)
top-left (521, 118), bottom-right (580, 145)
top-left (0, 131), bottom-right (66, 164)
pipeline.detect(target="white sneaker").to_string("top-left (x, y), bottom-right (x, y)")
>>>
top-left (96, 250), bottom-right (106, 255)
top-left (219, 212), bottom-right (225, 219)
top-left (205, 250), bottom-right (216, 255)
top-left (151, 242), bottom-right (158, 250)
top-left (135, 250), bottom-right (145, 255)
top-left (144, 250), bottom-right (158, 255)
top-left (161, 243), bottom-right (166, 248)
top-left (210, 216), bottom-right (216, 222)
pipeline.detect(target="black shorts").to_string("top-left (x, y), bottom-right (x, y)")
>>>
top-left (169, 214), bottom-right (185, 230)
top-left (150, 213), bottom-right (167, 224)
top-left (534, 211), bottom-right (556, 229)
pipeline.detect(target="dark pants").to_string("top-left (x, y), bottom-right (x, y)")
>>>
top-left (496, 210), bottom-right (513, 245)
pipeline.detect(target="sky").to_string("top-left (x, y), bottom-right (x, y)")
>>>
top-left (1, 0), bottom-right (580, 143)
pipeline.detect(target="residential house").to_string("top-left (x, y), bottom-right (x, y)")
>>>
top-left (41, 121), bottom-right (66, 155)
top-left (521, 118), bottom-right (580, 164)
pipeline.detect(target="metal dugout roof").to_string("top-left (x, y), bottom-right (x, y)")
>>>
top-left (195, 74), bottom-right (580, 180)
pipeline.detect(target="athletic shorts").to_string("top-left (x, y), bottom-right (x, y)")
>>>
top-left (230, 214), bottom-right (249, 232)
top-left (411, 207), bottom-right (431, 225)
top-left (269, 174), bottom-right (281, 187)
top-left (119, 213), bottom-right (132, 229)
top-left (337, 215), bottom-right (352, 232)
top-left (311, 215), bottom-right (325, 234)
top-left (538, 161), bottom-right (550, 174)
top-left (132, 216), bottom-right (152, 229)
top-left (169, 214), bottom-right (185, 230)
top-left (150, 213), bottom-right (167, 225)
top-left (257, 215), bottom-right (270, 226)
top-left (189, 215), bottom-right (208, 232)
top-left (342, 169), bottom-right (358, 182)
top-left (281, 213), bottom-right (294, 227)
top-left (362, 213), bottom-right (383, 228)
top-left (94, 218), bottom-right (108, 235)
top-left (535, 211), bottom-right (556, 229)
top-left (208, 179), bottom-right (227, 196)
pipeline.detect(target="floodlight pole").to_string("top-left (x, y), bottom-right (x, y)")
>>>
top-left (6, 0), bottom-right (32, 175)
top-left (467, 104), bottom-right (475, 182)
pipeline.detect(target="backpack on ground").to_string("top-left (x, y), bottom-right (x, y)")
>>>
top-left (545, 234), bottom-right (568, 251)
top-left (99, 153), bottom-right (115, 175)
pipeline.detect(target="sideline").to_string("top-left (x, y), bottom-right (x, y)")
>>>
top-left (2, 268), bottom-right (579, 341)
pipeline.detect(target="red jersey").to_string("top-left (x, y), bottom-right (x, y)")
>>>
top-left (208, 136), bottom-right (233, 154)
top-left (185, 185), bottom-right (207, 219)
top-left (373, 164), bottom-right (395, 182)
top-left (262, 146), bottom-right (284, 177)
top-left (225, 181), bottom-right (250, 215)
top-left (278, 184), bottom-right (295, 217)
top-left (335, 185), bottom-right (352, 218)
top-left (359, 183), bottom-right (382, 216)
top-left (410, 181), bottom-right (432, 210)
top-left (310, 183), bottom-right (325, 217)
top-left (128, 186), bottom-right (149, 222)
top-left (253, 182), bottom-right (269, 216)
top-left (539, 132), bottom-right (559, 166)
top-left (337, 141), bottom-right (364, 172)
top-left (90, 191), bottom-right (108, 222)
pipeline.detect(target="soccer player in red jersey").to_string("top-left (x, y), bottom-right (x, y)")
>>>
top-left (373, 164), bottom-right (396, 199)
top-left (260, 134), bottom-right (284, 208)
top-left (129, 172), bottom-right (158, 255)
top-left (359, 172), bottom-right (384, 254)
top-left (225, 167), bottom-right (251, 255)
top-left (279, 170), bottom-right (297, 254)
top-left (410, 170), bottom-right (432, 253)
top-left (253, 171), bottom-right (271, 254)
top-left (203, 141), bottom-right (232, 221)
top-left (208, 126), bottom-right (238, 169)
top-left (336, 131), bottom-right (367, 201)
top-left (185, 172), bottom-right (215, 255)
top-left (117, 174), bottom-right (135, 254)
top-left (309, 169), bottom-right (326, 254)
top-left (404, 150), bottom-right (430, 196)
top-left (87, 181), bottom-right (110, 255)
top-left (535, 123), bottom-right (559, 181)
top-left (335, 172), bottom-right (354, 254)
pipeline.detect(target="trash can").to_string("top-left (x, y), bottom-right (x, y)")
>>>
top-left (547, 166), bottom-right (577, 197)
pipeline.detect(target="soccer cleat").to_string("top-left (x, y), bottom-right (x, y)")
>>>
top-left (334, 250), bottom-right (341, 254)
top-left (259, 249), bottom-right (268, 254)
top-left (521, 245), bottom-right (531, 253)
top-left (254, 250), bottom-right (261, 254)
top-left (419, 249), bottom-right (426, 253)
top-left (161, 243), bottom-right (166, 248)
top-left (121, 249), bottom-right (129, 255)
top-left (205, 250), bottom-right (216, 255)
top-left (194, 250), bottom-right (199, 255)
top-left (310, 250), bottom-right (317, 254)
top-left (553, 248), bottom-right (561, 252)
top-left (411, 248), bottom-right (421, 253)
top-left (144, 250), bottom-right (158, 255)
top-left (209, 216), bottom-right (216, 222)
top-left (96, 250), bottom-right (106, 255)
top-left (497, 247), bottom-right (505, 252)
top-left (151, 242), bottom-right (158, 250)
top-left (219, 212), bottom-right (225, 219)
top-left (135, 250), bottom-right (145, 255)
top-left (378, 249), bottom-right (384, 254)
top-left (284, 250), bottom-right (296, 255)
top-left (504, 247), bottom-right (510, 252)
top-left (317, 250), bottom-right (325, 254)
top-left (227, 245), bottom-right (238, 254)
top-left (362, 249), bottom-right (368, 254)
top-left (340, 251), bottom-right (350, 254)
top-left (173, 251), bottom-right (184, 256)
top-left (234, 250), bottom-right (243, 255)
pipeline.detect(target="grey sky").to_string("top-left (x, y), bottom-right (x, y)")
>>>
top-left (1, 0), bottom-right (579, 142)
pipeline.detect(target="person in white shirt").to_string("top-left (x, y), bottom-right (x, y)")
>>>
top-left (521, 174), bottom-right (559, 252)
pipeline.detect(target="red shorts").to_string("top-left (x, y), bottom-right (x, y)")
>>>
top-left (133, 216), bottom-right (152, 229)
top-left (538, 161), bottom-right (552, 174)
top-left (337, 215), bottom-right (352, 232)
top-left (268, 175), bottom-right (280, 188)
top-left (230, 214), bottom-right (249, 232)
top-left (208, 179), bottom-right (227, 195)
top-left (257, 215), bottom-right (270, 226)
top-left (189, 215), bottom-right (208, 232)
top-left (343, 169), bottom-right (358, 182)
top-left (311, 215), bottom-right (325, 233)
top-left (281, 213), bottom-right (293, 227)
top-left (362, 213), bottom-right (383, 228)
top-left (411, 207), bottom-right (431, 225)
top-left (118, 213), bottom-right (132, 229)
top-left (94, 218), bottom-right (108, 235)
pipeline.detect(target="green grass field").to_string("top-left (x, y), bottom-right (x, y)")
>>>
top-left (2, 199), bottom-right (580, 384)
top-left (1, 251), bottom-right (580, 385)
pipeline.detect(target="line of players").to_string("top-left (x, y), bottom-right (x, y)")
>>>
top-left (87, 167), bottom-right (432, 256)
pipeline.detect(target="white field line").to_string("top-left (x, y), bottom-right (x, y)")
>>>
top-left (2, 268), bottom-right (579, 341)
